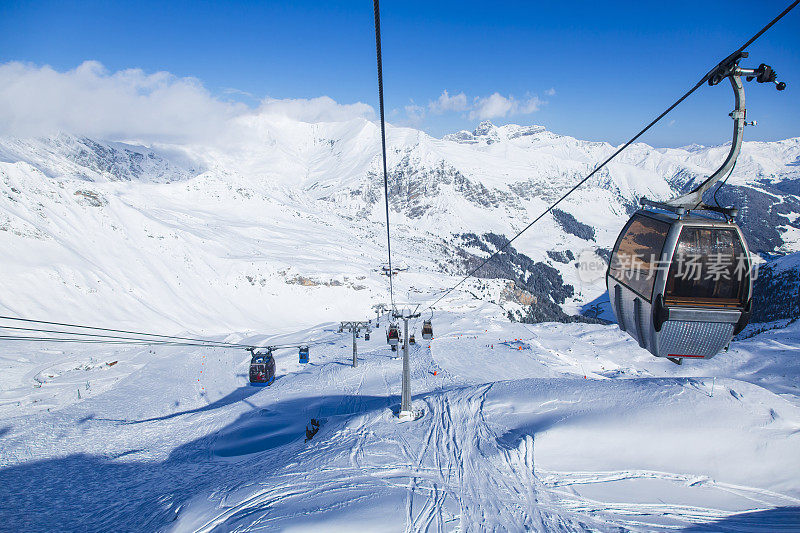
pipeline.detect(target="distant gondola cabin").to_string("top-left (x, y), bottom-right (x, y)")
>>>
top-left (387, 325), bottom-right (400, 346)
top-left (422, 320), bottom-right (433, 340)
top-left (249, 351), bottom-right (276, 385)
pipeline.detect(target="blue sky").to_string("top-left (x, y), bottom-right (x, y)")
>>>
top-left (0, 0), bottom-right (798, 146)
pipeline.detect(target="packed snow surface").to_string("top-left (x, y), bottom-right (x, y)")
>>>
top-left (2, 119), bottom-right (800, 530)
top-left (1, 303), bottom-right (799, 532)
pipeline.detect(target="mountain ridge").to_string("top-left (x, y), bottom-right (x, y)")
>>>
top-left (1, 118), bottom-right (798, 333)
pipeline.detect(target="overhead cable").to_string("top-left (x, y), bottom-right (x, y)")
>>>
top-left (423, 0), bottom-right (799, 312)
top-left (373, 0), bottom-right (395, 309)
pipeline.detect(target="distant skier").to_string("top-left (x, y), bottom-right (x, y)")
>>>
top-left (305, 419), bottom-right (321, 442)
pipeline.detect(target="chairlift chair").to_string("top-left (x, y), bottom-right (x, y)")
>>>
top-left (299, 345), bottom-right (309, 364)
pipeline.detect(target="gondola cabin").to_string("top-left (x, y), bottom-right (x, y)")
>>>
top-left (387, 324), bottom-right (400, 346)
top-left (249, 350), bottom-right (276, 386)
top-left (298, 345), bottom-right (309, 364)
top-left (421, 320), bottom-right (433, 340)
top-left (607, 210), bottom-right (752, 362)
top-left (364, 331), bottom-right (370, 341)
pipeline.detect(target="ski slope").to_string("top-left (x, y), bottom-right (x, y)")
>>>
top-left (1, 303), bottom-right (799, 532)
top-left (2, 118), bottom-right (800, 531)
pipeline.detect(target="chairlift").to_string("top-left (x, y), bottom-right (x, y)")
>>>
top-left (409, 334), bottom-right (416, 345)
top-left (248, 348), bottom-right (276, 386)
top-left (364, 331), bottom-right (371, 341)
top-left (299, 345), bottom-right (309, 364)
top-left (607, 53), bottom-right (782, 362)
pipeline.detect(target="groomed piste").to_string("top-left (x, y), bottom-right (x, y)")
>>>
top-left (1, 304), bottom-right (799, 532)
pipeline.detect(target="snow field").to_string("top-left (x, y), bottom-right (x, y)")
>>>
top-left (1, 307), bottom-right (798, 531)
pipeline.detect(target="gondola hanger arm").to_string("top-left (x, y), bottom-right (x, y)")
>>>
top-left (643, 52), bottom-right (787, 216)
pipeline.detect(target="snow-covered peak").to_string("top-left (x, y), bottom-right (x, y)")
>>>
top-left (0, 133), bottom-right (201, 183)
top-left (1, 114), bottom-right (799, 333)
top-left (443, 121), bottom-right (551, 145)
top-left (473, 120), bottom-right (497, 137)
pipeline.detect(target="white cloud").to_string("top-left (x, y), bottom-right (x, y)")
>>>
top-left (428, 90), bottom-right (467, 114)
top-left (544, 87), bottom-right (556, 96)
top-left (0, 61), bottom-right (553, 143)
top-left (404, 104), bottom-right (426, 125)
top-left (257, 96), bottom-right (373, 123)
top-left (0, 61), bottom-right (241, 142)
top-left (468, 93), bottom-right (543, 120)
top-left (0, 61), bottom-right (374, 143)
top-left (519, 95), bottom-right (543, 114)
top-left (470, 93), bottom-right (514, 120)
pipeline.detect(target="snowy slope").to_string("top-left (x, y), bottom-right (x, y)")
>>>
top-left (1, 120), bottom-right (799, 334)
top-left (1, 304), bottom-right (799, 531)
top-left (2, 117), bottom-right (800, 531)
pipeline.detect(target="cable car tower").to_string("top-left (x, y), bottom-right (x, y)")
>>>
top-left (393, 307), bottom-right (420, 421)
top-left (340, 321), bottom-right (371, 367)
top-left (372, 303), bottom-right (388, 324)
top-left (608, 52), bottom-right (786, 363)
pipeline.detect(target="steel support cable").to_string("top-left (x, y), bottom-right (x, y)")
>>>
top-left (0, 321), bottom-right (337, 350)
top-left (0, 337), bottom-right (229, 347)
top-left (373, 0), bottom-right (395, 309)
top-left (735, 0), bottom-right (799, 53)
top-left (0, 324), bottom-right (254, 348)
top-left (268, 339), bottom-right (331, 350)
top-left (266, 340), bottom-right (325, 350)
top-left (0, 318), bottom-right (339, 351)
top-left (0, 315), bottom-right (251, 348)
top-left (0, 335), bottom-right (247, 347)
top-left (422, 0), bottom-right (799, 312)
top-left (0, 333), bottom-right (334, 350)
top-left (0, 335), bottom-right (333, 350)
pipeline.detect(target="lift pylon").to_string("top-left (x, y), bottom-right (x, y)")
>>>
top-left (392, 308), bottom-right (420, 421)
top-left (340, 321), bottom-right (371, 367)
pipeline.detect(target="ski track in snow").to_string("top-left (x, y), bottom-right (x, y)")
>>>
top-left (1, 119), bottom-right (800, 532)
top-left (1, 307), bottom-right (799, 532)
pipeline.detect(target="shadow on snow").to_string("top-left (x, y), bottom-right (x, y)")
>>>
top-left (0, 393), bottom-right (394, 532)
top-left (681, 506), bottom-right (800, 532)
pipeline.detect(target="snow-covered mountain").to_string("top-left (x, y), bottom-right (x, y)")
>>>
top-left (3, 119), bottom-right (800, 532)
top-left (1, 119), bottom-right (799, 334)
